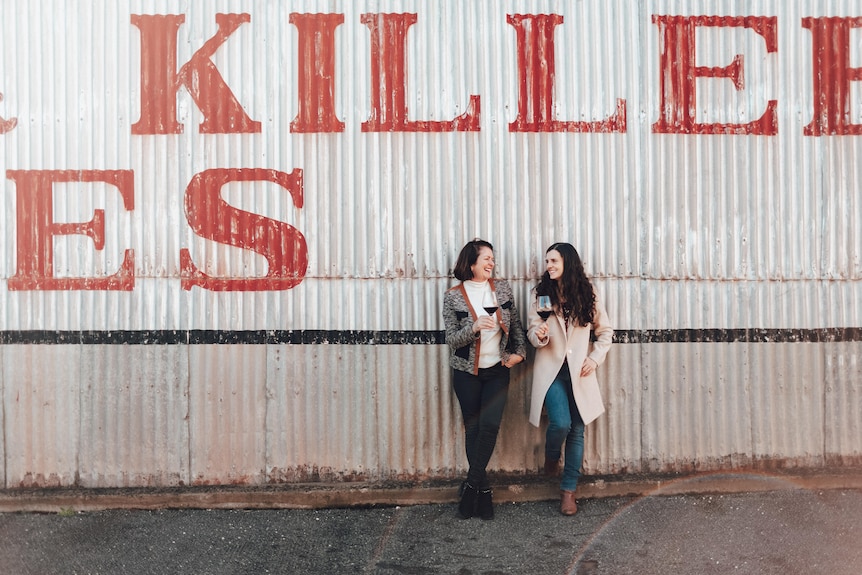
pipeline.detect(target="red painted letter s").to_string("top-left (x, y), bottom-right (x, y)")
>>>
top-left (180, 168), bottom-right (308, 291)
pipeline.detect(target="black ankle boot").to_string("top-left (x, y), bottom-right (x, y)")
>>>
top-left (477, 487), bottom-right (494, 520)
top-left (458, 482), bottom-right (478, 519)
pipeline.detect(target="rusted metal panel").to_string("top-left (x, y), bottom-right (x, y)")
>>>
top-left (749, 344), bottom-right (826, 468)
top-left (188, 345), bottom-right (268, 485)
top-left (265, 344), bottom-right (382, 482)
top-left (78, 345), bottom-right (190, 488)
top-left (3, 346), bottom-right (81, 488)
top-left (640, 342), bottom-right (755, 473)
top-left (0, 346), bottom-right (5, 487)
top-left (589, 345), bottom-right (644, 475)
top-left (265, 344), bottom-right (478, 482)
top-left (371, 345), bottom-right (461, 479)
top-left (825, 343), bottom-right (862, 464)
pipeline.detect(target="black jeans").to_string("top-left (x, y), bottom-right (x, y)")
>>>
top-left (452, 363), bottom-right (510, 488)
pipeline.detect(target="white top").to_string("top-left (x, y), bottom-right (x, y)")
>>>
top-left (464, 280), bottom-right (502, 369)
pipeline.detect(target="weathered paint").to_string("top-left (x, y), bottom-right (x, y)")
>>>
top-left (1, 1), bottom-right (861, 489)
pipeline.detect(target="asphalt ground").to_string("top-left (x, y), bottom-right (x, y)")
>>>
top-left (1, 472), bottom-right (861, 575)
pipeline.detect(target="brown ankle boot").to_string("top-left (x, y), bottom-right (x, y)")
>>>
top-left (543, 459), bottom-right (560, 477)
top-left (560, 490), bottom-right (578, 516)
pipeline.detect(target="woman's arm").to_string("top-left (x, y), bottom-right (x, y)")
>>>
top-left (442, 289), bottom-right (477, 351)
top-left (587, 295), bottom-right (613, 366)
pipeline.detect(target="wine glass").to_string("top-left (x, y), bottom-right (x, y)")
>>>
top-left (537, 295), bottom-right (553, 322)
top-left (482, 291), bottom-right (499, 318)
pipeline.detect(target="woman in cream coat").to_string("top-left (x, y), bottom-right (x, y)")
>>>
top-left (526, 243), bottom-right (612, 516)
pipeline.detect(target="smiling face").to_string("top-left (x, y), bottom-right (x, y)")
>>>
top-left (470, 246), bottom-right (495, 281)
top-left (545, 249), bottom-right (564, 280)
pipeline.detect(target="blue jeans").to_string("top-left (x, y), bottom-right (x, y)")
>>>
top-left (544, 363), bottom-right (585, 491)
top-left (452, 364), bottom-right (510, 489)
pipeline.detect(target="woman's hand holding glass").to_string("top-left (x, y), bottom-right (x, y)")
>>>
top-left (472, 315), bottom-right (498, 332)
top-left (536, 295), bottom-right (552, 340)
top-left (472, 291), bottom-right (500, 332)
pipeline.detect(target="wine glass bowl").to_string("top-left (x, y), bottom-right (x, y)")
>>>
top-left (482, 291), bottom-right (499, 316)
top-left (537, 295), bottom-right (553, 321)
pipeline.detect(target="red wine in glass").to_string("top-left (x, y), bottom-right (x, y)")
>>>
top-left (482, 292), bottom-right (499, 316)
top-left (537, 295), bottom-right (553, 320)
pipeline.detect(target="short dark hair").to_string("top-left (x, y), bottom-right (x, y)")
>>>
top-left (453, 239), bottom-right (494, 281)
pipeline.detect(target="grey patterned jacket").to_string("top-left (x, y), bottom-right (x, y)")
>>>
top-left (442, 278), bottom-right (527, 374)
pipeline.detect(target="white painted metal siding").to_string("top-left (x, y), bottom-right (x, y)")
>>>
top-left (1, 1), bottom-right (860, 489)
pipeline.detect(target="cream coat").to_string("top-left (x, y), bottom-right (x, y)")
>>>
top-left (526, 292), bottom-right (613, 427)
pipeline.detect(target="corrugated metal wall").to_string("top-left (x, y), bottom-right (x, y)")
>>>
top-left (1, 1), bottom-right (860, 489)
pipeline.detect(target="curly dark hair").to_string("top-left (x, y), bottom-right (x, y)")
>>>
top-left (535, 242), bottom-right (595, 326)
top-left (453, 239), bottom-right (494, 281)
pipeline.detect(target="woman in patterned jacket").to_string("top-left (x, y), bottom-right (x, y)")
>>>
top-left (442, 239), bottom-right (527, 520)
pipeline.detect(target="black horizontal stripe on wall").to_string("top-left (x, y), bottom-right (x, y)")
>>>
top-left (1, 328), bottom-right (862, 345)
